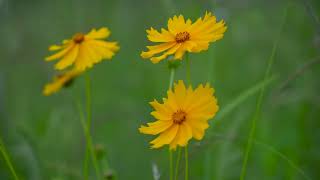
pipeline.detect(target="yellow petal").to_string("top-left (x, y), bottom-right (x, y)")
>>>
top-left (74, 44), bottom-right (92, 71)
top-left (86, 27), bottom-right (110, 39)
top-left (139, 120), bottom-right (173, 135)
top-left (90, 40), bottom-right (120, 52)
top-left (150, 124), bottom-right (179, 149)
top-left (45, 43), bottom-right (74, 61)
top-left (186, 118), bottom-right (209, 140)
top-left (55, 45), bottom-right (79, 70)
top-left (141, 42), bottom-right (176, 59)
top-left (171, 80), bottom-right (187, 108)
top-left (149, 100), bottom-right (173, 117)
top-left (88, 40), bottom-right (118, 60)
top-left (146, 27), bottom-right (175, 42)
top-left (169, 122), bottom-right (192, 150)
top-left (49, 45), bottom-right (63, 51)
top-left (150, 43), bottom-right (181, 63)
top-left (173, 43), bottom-right (187, 60)
top-left (150, 111), bottom-right (171, 121)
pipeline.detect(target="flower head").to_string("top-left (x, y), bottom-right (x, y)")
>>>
top-left (139, 80), bottom-right (219, 150)
top-left (45, 27), bottom-right (120, 71)
top-left (43, 69), bottom-right (81, 96)
top-left (141, 12), bottom-right (227, 64)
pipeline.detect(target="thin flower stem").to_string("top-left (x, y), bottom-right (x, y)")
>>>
top-left (75, 98), bottom-right (101, 180)
top-left (240, 6), bottom-right (288, 180)
top-left (169, 67), bottom-right (175, 90)
top-left (185, 53), bottom-right (190, 180)
top-left (83, 74), bottom-right (91, 180)
top-left (169, 149), bottom-right (173, 180)
top-left (185, 53), bottom-right (191, 85)
top-left (185, 146), bottom-right (189, 180)
top-left (83, 74), bottom-right (101, 180)
top-left (174, 147), bottom-right (182, 180)
top-left (168, 66), bottom-right (176, 180)
top-left (0, 138), bottom-right (19, 180)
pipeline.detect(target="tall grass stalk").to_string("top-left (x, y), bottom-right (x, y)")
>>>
top-left (240, 6), bottom-right (289, 180)
top-left (0, 137), bottom-right (19, 180)
top-left (204, 75), bottom-right (276, 179)
top-left (215, 76), bottom-right (276, 123)
top-left (211, 132), bottom-right (311, 180)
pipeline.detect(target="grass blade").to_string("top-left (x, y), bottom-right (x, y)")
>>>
top-left (240, 5), bottom-right (289, 180)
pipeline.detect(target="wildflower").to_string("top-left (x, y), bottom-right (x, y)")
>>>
top-left (45, 27), bottom-right (119, 71)
top-left (139, 80), bottom-right (219, 149)
top-left (43, 69), bottom-right (81, 96)
top-left (141, 12), bottom-right (227, 64)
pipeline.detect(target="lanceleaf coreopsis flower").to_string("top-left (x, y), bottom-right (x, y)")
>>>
top-left (45, 27), bottom-right (119, 71)
top-left (141, 12), bottom-right (227, 63)
top-left (43, 69), bottom-right (81, 96)
top-left (139, 80), bottom-right (219, 150)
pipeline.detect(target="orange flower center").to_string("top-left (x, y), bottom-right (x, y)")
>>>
top-left (172, 110), bottom-right (187, 124)
top-left (73, 33), bottom-right (85, 43)
top-left (175, 31), bottom-right (190, 43)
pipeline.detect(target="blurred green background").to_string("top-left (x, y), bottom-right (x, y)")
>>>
top-left (0, 0), bottom-right (319, 179)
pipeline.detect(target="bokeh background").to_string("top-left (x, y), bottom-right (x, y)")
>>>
top-left (0, 0), bottom-right (319, 179)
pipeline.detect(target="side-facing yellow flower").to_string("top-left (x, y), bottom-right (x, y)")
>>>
top-left (139, 80), bottom-right (219, 150)
top-left (141, 12), bottom-right (227, 64)
top-left (43, 69), bottom-right (82, 96)
top-left (45, 27), bottom-right (120, 71)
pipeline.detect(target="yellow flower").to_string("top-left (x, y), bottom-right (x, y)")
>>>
top-left (141, 12), bottom-right (227, 64)
top-left (45, 27), bottom-right (120, 71)
top-left (43, 69), bottom-right (82, 96)
top-left (139, 80), bottom-right (219, 150)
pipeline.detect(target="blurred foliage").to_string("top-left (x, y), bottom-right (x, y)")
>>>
top-left (0, 0), bottom-right (319, 179)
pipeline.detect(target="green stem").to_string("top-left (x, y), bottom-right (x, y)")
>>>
top-left (0, 138), bottom-right (19, 180)
top-left (169, 149), bottom-right (173, 180)
top-left (240, 6), bottom-right (288, 180)
top-left (83, 74), bottom-right (101, 180)
top-left (185, 53), bottom-right (190, 180)
top-left (169, 67), bottom-right (175, 90)
top-left (168, 66), bottom-right (176, 180)
top-left (174, 147), bottom-right (182, 180)
top-left (185, 146), bottom-right (189, 180)
top-left (185, 53), bottom-right (191, 85)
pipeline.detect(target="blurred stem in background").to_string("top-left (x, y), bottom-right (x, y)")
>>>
top-left (240, 5), bottom-right (289, 180)
top-left (0, 137), bottom-right (20, 180)
top-left (82, 74), bottom-right (102, 179)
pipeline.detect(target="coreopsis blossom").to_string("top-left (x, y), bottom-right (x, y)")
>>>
top-left (141, 12), bottom-right (227, 63)
top-left (45, 27), bottom-right (119, 71)
top-left (43, 69), bottom-right (81, 96)
top-left (139, 80), bottom-right (219, 149)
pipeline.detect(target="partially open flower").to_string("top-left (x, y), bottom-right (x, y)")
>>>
top-left (43, 69), bottom-right (81, 96)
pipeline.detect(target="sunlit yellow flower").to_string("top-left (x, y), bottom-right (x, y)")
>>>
top-left (141, 12), bottom-right (227, 64)
top-left (43, 69), bottom-right (82, 96)
top-left (139, 80), bottom-right (219, 150)
top-left (45, 27), bottom-right (120, 71)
